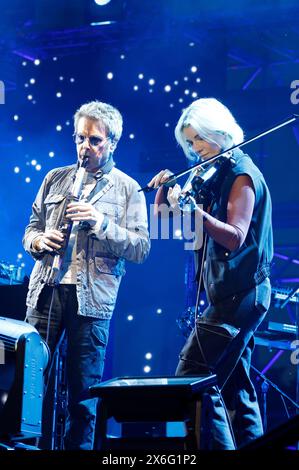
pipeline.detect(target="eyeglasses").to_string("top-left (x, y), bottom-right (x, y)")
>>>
top-left (73, 133), bottom-right (106, 147)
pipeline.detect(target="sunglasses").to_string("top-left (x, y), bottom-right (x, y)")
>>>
top-left (73, 133), bottom-right (106, 147)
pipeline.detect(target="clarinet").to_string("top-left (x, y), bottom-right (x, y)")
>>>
top-left (47, 158), bottom-right (88, 286)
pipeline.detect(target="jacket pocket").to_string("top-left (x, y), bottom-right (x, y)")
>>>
top-left (44, 193), bottom-right (66, 227)
top-left (95, 200), bottom-right (126, 226)
top-left (44, 193), bottom-right (65, 204)
top-left (97, 203), bottom-right (119, 222)
top-left (92, 257), bottom-right (123, 307)
top-left (94, 256), bottom-right (125, 276)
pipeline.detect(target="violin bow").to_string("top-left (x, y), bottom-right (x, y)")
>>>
top-left (139, 114), bottom-right (299, 193)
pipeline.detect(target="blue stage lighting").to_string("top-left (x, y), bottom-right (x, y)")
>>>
top-left (94, 0), bottom-right (111, 5)
top-left (0, 317), bottom-right (49, 441)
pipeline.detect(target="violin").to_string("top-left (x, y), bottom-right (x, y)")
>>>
top-left (178, 153), bottom-right (235, 211)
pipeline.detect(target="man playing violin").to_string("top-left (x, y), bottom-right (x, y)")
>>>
top-left (148, 98), bottom-right (273, 450)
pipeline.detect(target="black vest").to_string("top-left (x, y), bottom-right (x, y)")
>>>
top-left (202, 149), bottom-right (273, 305)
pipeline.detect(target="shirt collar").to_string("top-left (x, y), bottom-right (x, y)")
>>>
top-left (85, 157), bottom-right (115, 181)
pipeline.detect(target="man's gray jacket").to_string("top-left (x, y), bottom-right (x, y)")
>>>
top-left (23, 164), bottom-right (150, 319)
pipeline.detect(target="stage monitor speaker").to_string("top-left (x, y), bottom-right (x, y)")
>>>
top-left (90, 375), bottom-right (217, 450)
top-left (0, 316), bottom-right (49, 441)
top-left (90, 375), bottom-right (217, 422)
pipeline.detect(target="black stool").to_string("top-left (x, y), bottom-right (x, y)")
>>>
top-left (90, 374), bottom-right (217, 450)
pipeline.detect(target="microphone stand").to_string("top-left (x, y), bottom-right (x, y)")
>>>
top-left (296, 290), bottom-right (299, 450)
top-left (139, 114), bottom-right (299, 193)
top-left (279, 285), bottom-right (299, 309)
top-left (251, 365), bottom-right (299, 431)
top-left (279, 284), bottom-right (299, 448)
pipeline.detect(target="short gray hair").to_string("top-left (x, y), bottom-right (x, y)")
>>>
top-left (175, 98), bottom-right (244, 162)
top-left (74, 100), bottom-right (123, 147)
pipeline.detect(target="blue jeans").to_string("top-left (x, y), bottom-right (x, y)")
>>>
top-left (25, 284), bottom-right (110, 450)
top-left (175, 280), bottom-right (271, 450)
